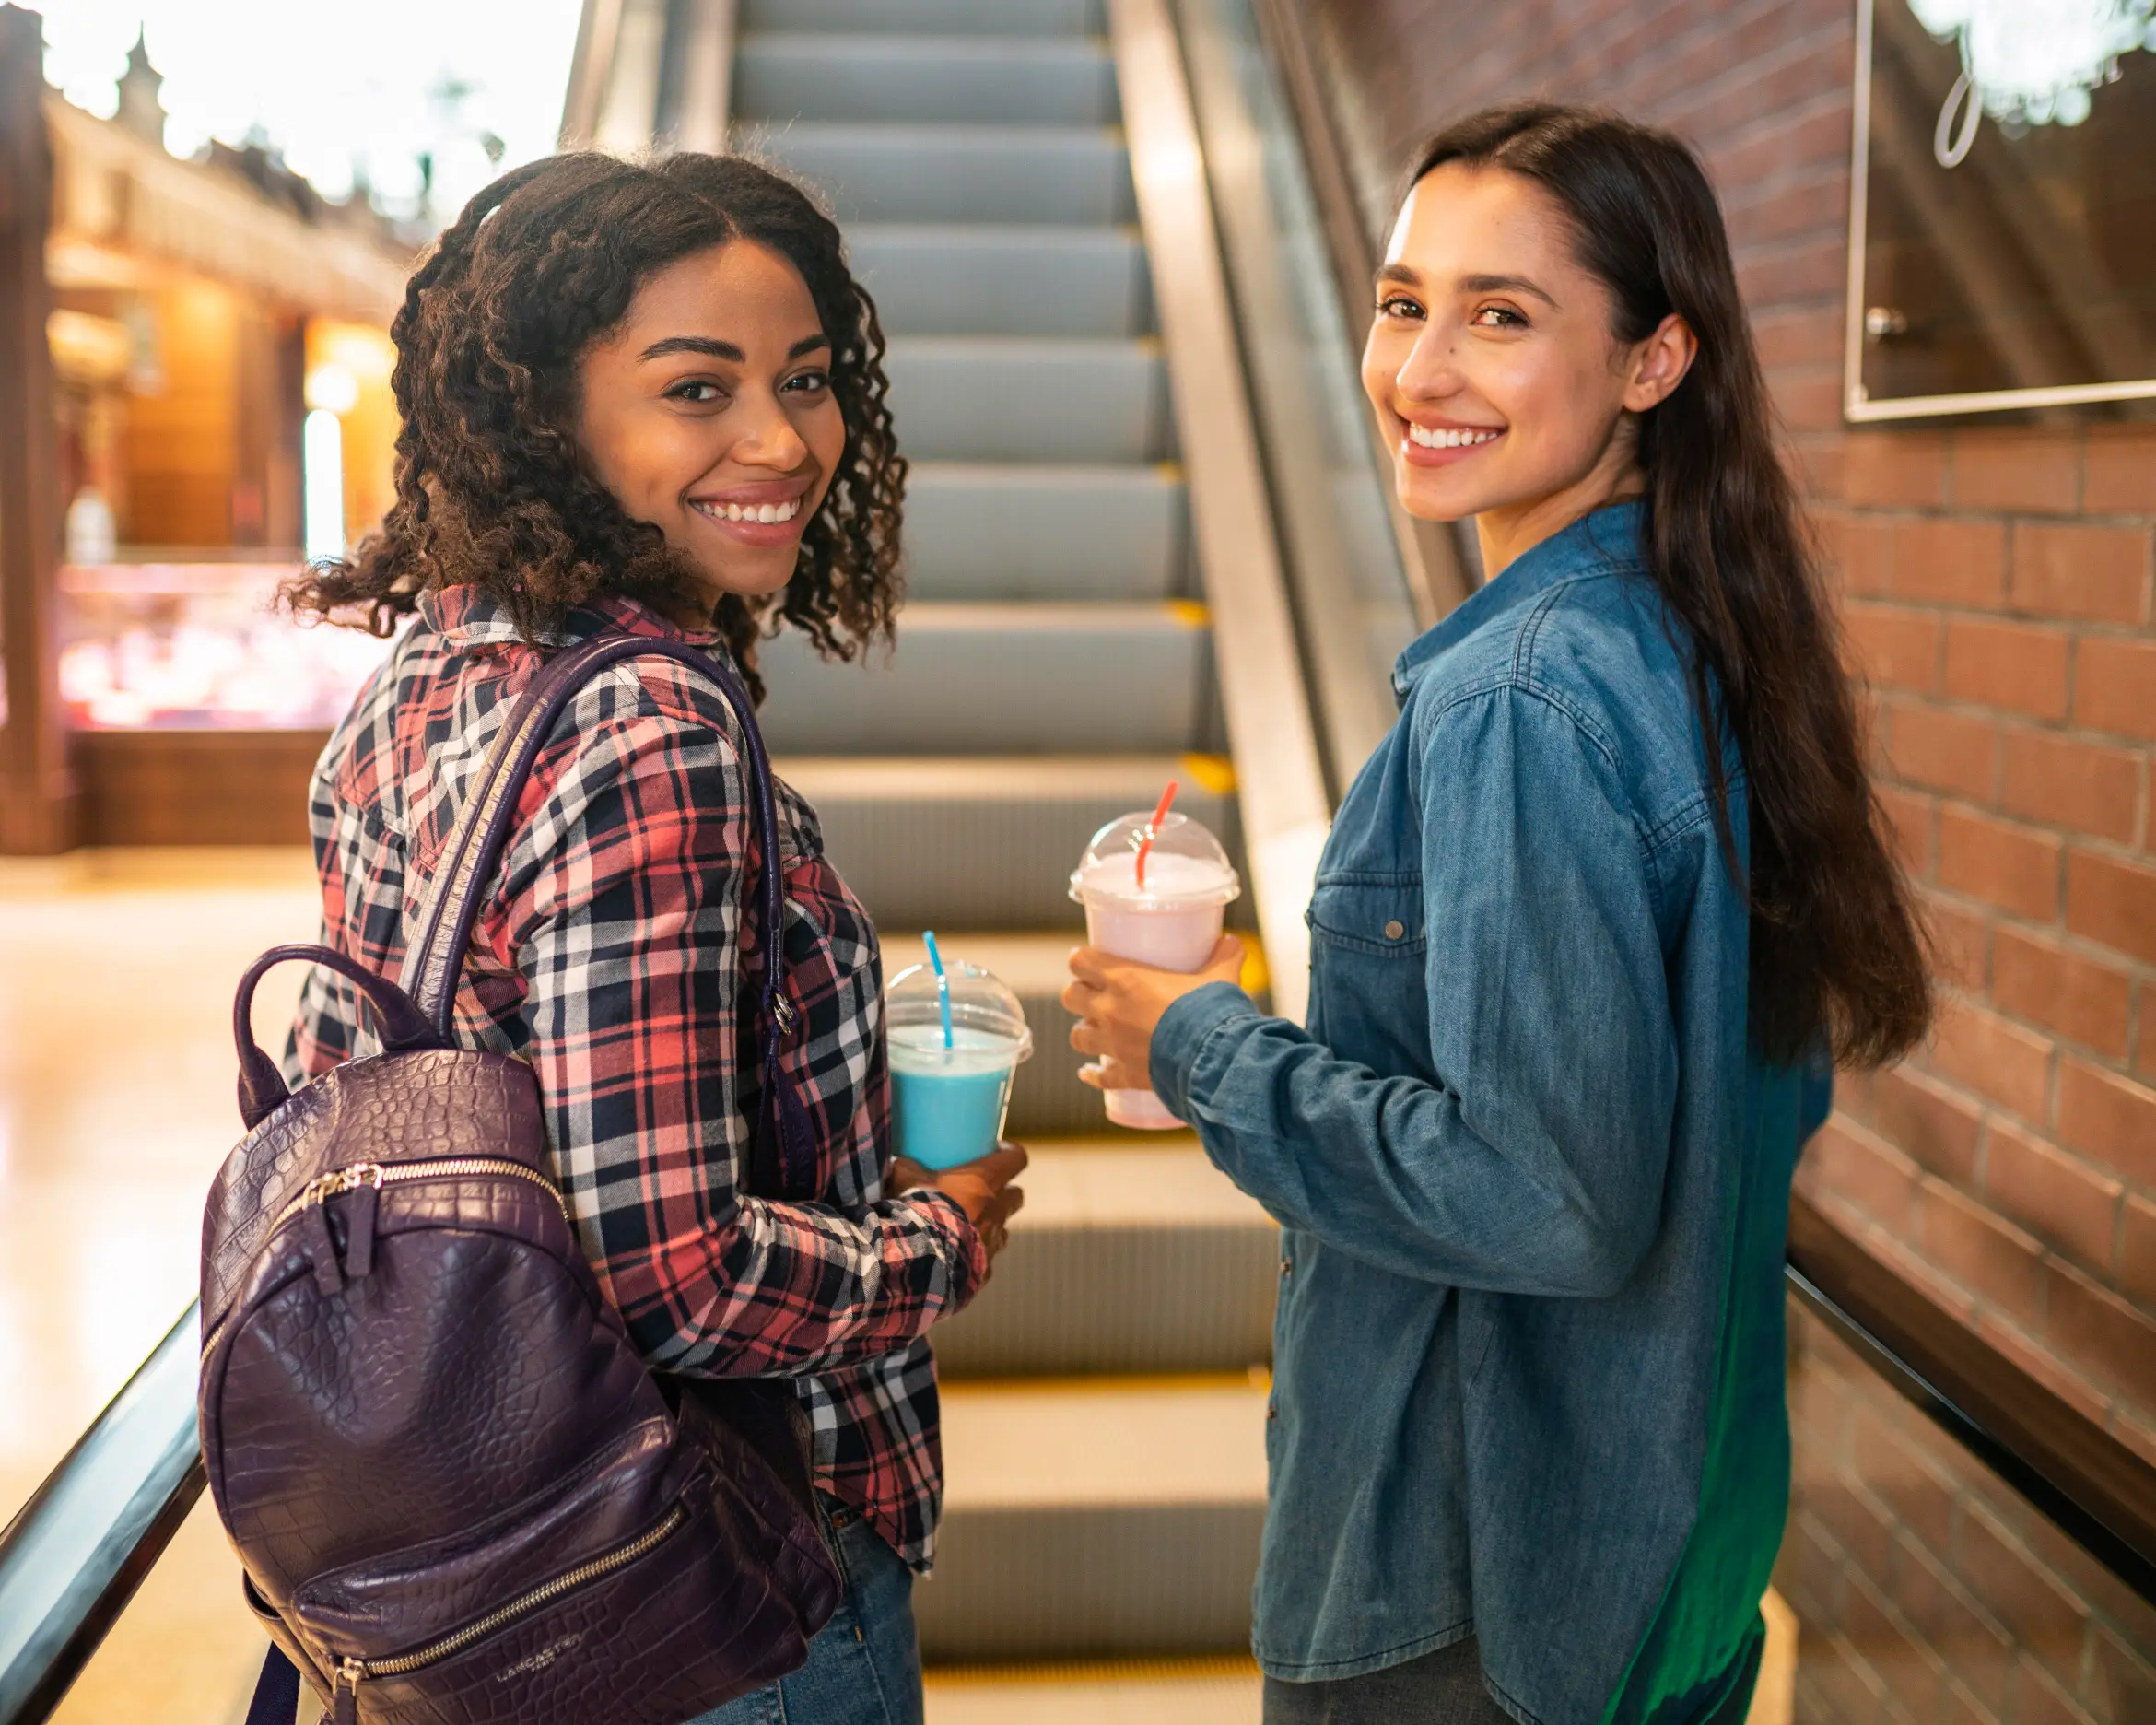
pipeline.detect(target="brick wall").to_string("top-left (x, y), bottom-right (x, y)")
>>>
top-left (1295, 0), bottom-right (2155, 1714)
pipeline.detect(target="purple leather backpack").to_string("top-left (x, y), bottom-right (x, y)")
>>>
top-left (199, 633), bottom-right (842, 1725)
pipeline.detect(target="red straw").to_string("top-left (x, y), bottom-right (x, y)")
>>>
top-left (1134, 780), bottom-right (1179, 891)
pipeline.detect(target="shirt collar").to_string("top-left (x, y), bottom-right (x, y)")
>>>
top-left (416, 584), bottom-right (726, 653)
top-left (1391, 499), bottom-right (1647, 706)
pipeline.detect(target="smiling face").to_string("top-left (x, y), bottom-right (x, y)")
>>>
top-left (575, 240), bottom-right (846, 613)
top-left (1361, 161), bottom-right (1694, 575)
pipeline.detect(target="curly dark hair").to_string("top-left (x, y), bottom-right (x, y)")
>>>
top-left (285, 150), bottom-right (906, 699)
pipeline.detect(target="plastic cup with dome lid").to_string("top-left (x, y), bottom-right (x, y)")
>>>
top-left (1068, 787), bottom-right (1241, 1129)
top-left (885, 939), bottom-right (1034, 1169)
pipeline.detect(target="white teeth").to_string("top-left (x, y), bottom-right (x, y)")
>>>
top-left (1406, 424), bottom-right (1501, 450)
top-left (695, 498), bottom-right (802, 524)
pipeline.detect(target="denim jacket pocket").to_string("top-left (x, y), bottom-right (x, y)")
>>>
top-left (1306, 874), bottom-right (1426, 957)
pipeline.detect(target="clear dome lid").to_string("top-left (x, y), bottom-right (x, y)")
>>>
top-left (1069, 810), bottom-right (1241, 909)
top-left (885, 959), bottom-right (1033, 1059)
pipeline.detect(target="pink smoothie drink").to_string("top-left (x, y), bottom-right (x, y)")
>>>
top-left (1070, 812), bottom-right (1240, 1129)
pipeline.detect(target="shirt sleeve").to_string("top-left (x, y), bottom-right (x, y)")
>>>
top-left (1151, 684), bottom-right (1678, 1297)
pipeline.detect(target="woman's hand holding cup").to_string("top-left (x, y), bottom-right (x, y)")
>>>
top-left (891, 1143), bottom-right (1028, 1273)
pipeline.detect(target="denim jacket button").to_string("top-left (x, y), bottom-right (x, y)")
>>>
top-left (1280, 1257), bottom-right (1292, 1277)
top-left (1383, 920), bottom-right (1405, 941)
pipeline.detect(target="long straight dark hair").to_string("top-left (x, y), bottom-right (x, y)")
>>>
top-left (1407, 105), bottom-right (1929, 1068)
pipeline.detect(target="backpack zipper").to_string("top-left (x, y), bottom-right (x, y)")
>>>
top-left (271, 1156), bottom-right (568, 1232)
top-left (329, 1500), bottom-right (687, 1707)
top-left (204, 1157), bottom-right (569, 1355)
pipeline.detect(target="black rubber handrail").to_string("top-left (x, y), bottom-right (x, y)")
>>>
top-left (0, 1306), bottom-right (205, 1725)
top-left (1787, 1191), bottom-right (2156, 1601)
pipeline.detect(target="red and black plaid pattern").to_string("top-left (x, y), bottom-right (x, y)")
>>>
top-left (286, 586), bottom-right (987, 1567)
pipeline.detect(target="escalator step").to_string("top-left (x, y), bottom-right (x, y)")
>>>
top-left (925, 1379), bottom-right (1269, 1660)
top-left (782, 762), bottom-right (1239, 939)
top-left (924, 1660), bottom-right (1259, 1725)
top-left (734, 35), bottom-right (1119, 129)
top-left (851, 226), bottom-right (1150, 339)
top-left (741, 124), bottom-right (1135, 226)
top-left (742, 0), bottom-right (1105, 34)
top-left (931, 1142), bottom-right (1277, 1379)
top-left (757, 604), bottom-right (1211, 757)
top-left (903, 463), bottom-right (1188, 603)
top-left (885, 338), bottom-right (1168, 464)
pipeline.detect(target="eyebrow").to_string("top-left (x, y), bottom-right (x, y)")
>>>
top-left (638, 334), bottom-right (832, 362)
top-left (1373, 264), bottom-right (1560, 310)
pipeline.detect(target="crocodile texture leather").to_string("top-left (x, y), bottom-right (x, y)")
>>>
top-left (200, 635), bottom-right (842, 1722)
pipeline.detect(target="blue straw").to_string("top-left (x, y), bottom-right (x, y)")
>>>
top-left (923, 930), bottom-right (954, 1050)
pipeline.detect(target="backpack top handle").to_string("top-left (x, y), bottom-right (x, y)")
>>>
top-left (236, 631), bottom-right (815, 1195)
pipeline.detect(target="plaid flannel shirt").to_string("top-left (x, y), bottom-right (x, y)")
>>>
top-left (286, 585), bottom-right (987, 1567)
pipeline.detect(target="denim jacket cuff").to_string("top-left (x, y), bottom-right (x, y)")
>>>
top-left (1150, 981), bottom-right (1256, 1120)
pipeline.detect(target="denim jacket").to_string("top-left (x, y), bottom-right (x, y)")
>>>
top-left (1152, 504), bottom-right (1830, 1724)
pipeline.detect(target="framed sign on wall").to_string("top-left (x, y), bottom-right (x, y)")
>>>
top-left (1845, 0), bottom-right (2156, 420)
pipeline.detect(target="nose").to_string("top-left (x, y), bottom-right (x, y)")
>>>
top-left (732, 388), bottom-right (814, 472)
top-left (1395, 323), bottom-right (1464, 403)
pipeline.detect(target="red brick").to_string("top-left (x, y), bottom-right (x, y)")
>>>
top-left (2138, 1000), bottom-right (2156, 1081)
top-left (1843, 1570), bottom-right (1947, 1719)
top-left (1943, 619), bottom-right (2072, 722)
top-left (1871, 1218), bottom-right (1985, 1320)
top-left (1871, 1064), bottom-right (1982, 1184)
top-left (1806, 1117), bottom-right (1924, 1233)
top-left (1959, 1504), bottom-right (2090, 1691)
top-left (1843, 603), bottom-right (1941, 693)
top-left (1916, 1178), bottom-right (2045, 1324)
top-left (1975, 1310), bottom-right (2113, 1425)
top-left (1952, 428), bottom-right (2081, 514)
top-left (2046, 1258), bottom-right (2156, 1403)
top-left (1928, 999), bottom-right (2052, 1121)
top-left (2083, 426), bottom-right (2156, 512)
top-left (1849, 1402), bottom-right (1956, 1555)
top-left (1889, 1531), bottom-right (2016, 1715)
top-left (2094, 1633), bottom-right (2156, 1725)
top-left (2073, 636), bottom-right (2156, 742)
top-left (1922, 893), bottom-right (1989, 989)
top-left (2120, 1409), bottom-right (2156, 1468)
top-left (1806, 1473), bottom-right (1896, 1579)
top-left (1982, 1120), bottom-right (2122, 1273)
top-left (1879, 786), bottom-right (1935, 877)
top-left (1885, 704), bottom-right (1997, 801)
top-left (2056, 1057), bottom-right (2156, 1186)
top-left (2022, 1503), bottom-right (2156, 1662)
top-left (2016, 1656), bottom-right (2100, 1725)
top-left (1753, 304), bottom-right (1842, 371)
top-left (1998, 731), bottom-right (2143, 845)
top-left (1826, 511), bottom-right (1894, 597)
top-left (1938, 808), bottom-right (2062, 921)
top-left (2066, 850), bottom-right (2156, 965)
top-left (1845, 431), bottom-right (1951, 508)
top-left (2011, 522), bottom-right (2150, 624)
top-left (1894, 517), bottom-right (2010, 606)
top-left (1990, 928), bottom-right (2133, 1055)
top-left (2124, 1196), bottom-right (2156, 1309)
top-left (1774, 1509), bottom-right (1844, 1628)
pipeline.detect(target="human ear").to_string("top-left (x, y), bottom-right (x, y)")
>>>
top-left (1622, 312), bottom-right (1697, 413)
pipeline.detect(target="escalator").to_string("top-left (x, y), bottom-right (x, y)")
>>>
top-left (731, 0), bottom-right (1283, 1665)
top-left (6, 2), bottom-right (2156, 1722)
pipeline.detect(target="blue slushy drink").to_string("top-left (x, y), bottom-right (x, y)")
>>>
top-left (885, 957), bottom-right (1033, 1169)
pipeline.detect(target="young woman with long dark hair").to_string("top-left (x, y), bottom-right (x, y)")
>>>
top-left (284, 151), bottom-right (1024, 1725)
top-left (1065, 105), bottom-right (1929, 1723)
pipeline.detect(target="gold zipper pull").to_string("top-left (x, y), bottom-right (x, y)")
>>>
top-left (332, 1657), bottom-right (364, 1725)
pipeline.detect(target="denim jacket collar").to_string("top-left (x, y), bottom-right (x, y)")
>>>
top-left (1391, 499), bottom-right (1648, 707)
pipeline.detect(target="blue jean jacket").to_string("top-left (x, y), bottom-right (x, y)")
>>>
top-left (1152, 504), bottom-right (1830, 1725)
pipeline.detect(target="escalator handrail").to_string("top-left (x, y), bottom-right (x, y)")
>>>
top-left (1787, 1191), bottom-right (2156, 1602)
top-left (0, 1306), bottom-right (205, 1725)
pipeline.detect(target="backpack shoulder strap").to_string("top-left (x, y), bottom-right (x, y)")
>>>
top-left (398, 633), bottom-right (816, 1194)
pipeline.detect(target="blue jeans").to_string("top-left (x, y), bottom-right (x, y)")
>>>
top-left (689, 1500), bottom-right (923, 1725)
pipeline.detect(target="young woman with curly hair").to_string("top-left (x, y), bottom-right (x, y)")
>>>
top-left (283, 151), bottom-right (1025, 1725)
top-left (1067, 106), bottom-right (1931, 1723)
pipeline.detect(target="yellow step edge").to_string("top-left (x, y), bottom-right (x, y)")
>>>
top-left (942, 1367), bottom-right (1271, 1400)
top-left (1166, 600), bottom-right (1211, 629)
top-left (1178, 752), bottom-right (1235, 796)
top-left (926, 1655), bottom-right (1260, 1688)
